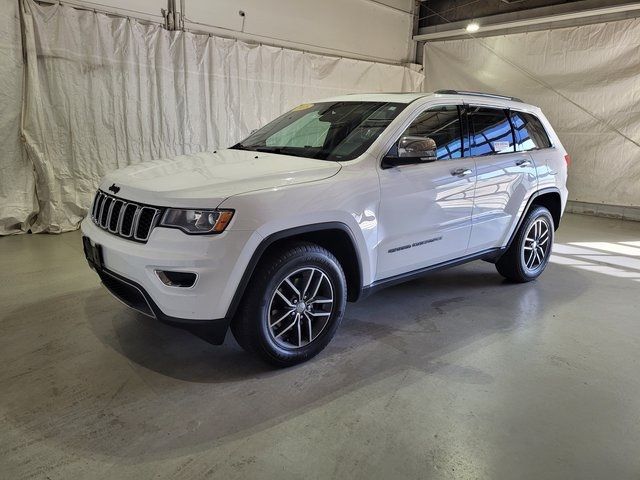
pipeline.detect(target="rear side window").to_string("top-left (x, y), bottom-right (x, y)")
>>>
top-left (402, 105), bottom-right (463, 160)
top-left (468, 107), bottom-right (515, 157)
top-left (510, 111), bottom-right (552, 151)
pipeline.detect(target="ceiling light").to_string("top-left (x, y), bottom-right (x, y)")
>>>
top-left (466, 22), bottom-right (480, 33)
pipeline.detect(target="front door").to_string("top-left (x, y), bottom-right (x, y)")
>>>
top-left (376, 105), bottom-right (476, 281)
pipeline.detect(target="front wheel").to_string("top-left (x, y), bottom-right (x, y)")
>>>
top-left (231, 242), bottom-right (346, 367)
top-left (496, 205), bottom-right (554, 282)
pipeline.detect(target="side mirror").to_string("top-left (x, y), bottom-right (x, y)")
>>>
top-left (382, 136), bottom-right (437, 169)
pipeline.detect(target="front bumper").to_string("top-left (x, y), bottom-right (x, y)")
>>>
top-left (81, 217), bottom-right (258, 343)
top-left (92, 264), bottom-right (230, 344)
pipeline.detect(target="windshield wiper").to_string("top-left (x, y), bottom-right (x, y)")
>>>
top-left (230, 144), bottom-right (285, 154)
top-left (231, 144), bottom-right (333, 161)
top-left (230, 143), bottom-right (251, 150)
top-left (254, 146), bottom-right (284, 154)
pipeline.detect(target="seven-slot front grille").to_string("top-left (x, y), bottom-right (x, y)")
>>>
top-left (90, 190), bottom-right (161, 242)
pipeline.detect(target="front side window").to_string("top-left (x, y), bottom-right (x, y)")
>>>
top-left (468, 107), bottom-right (515, 157)
top-left (399, 105), bottom-right (463, 160)
top-left (232, 101), bottom-right (406, 161)
top-left (510, 111), bottom-right (552, 151)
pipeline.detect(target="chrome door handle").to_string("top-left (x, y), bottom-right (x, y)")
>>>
top-left (451, 168), bottom-right (472, 177)
top-left (516, 159), bottom-right (532, 167)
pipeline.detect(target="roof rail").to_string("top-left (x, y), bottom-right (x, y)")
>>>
top-left (434, 90), bottom-right (523, 103)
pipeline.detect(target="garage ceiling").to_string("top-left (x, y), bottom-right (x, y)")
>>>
top-left (416, 0), bottom-right (640, 40)
top-left (420, 0), bottom-right (588, 27)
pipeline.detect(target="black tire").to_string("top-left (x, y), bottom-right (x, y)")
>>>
top-left (231, 241), bottom-right (347, 367)
top-left (496, 205), bottom-right (554, 283)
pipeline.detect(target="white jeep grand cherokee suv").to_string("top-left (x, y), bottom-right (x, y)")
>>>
top-left (82, 90), bottom-right (569, 366)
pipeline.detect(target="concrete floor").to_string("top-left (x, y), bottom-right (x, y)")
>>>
top-left (1, 213), bottom-right (639, 479)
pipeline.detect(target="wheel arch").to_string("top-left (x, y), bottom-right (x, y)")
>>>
top-left (530, 190), bottom-right (562, 230)
top-left (503, 187), bottom-right (562, 253)
top-left (225, 222), bottom-right (364, 320)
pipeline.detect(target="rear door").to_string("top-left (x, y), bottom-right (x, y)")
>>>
top-left (510, 110), bottom-right (558, 194)
top-left (466, 105), bottom-right (538, 252)
top-left (376, 104), bottom-right (476, 280)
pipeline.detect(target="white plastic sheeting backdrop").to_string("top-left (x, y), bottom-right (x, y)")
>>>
top-left (424, 19), bottom-right (640, 207)
top-left (1, 1), bottom-right (424, 234)
top-left (0, 2), bottom-right (37, 234)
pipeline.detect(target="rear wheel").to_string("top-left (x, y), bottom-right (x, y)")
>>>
top-left (231, 242), bottom-right (346, 367)
top-left (496, 205), bottom-right (554, 282)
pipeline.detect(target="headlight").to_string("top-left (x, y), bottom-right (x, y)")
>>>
top-left (160, 209), bottom-right (234, 234)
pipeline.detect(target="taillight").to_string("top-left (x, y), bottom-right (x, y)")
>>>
top-left (564, 154), bottom-right (571, 166)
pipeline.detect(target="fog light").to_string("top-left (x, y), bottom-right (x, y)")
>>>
top-left (156, 270), bottom-right (197, 287)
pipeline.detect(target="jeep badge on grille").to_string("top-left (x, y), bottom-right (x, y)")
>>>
top-left (108, 183), bottom-right (120, 194)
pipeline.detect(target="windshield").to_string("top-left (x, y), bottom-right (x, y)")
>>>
top-left (231, 101), bottom-right (406, 161)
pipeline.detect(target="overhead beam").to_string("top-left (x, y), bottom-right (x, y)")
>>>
top-left (414, 2), bottom-right (640, 41)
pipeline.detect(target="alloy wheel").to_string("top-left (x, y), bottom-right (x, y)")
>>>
top-left (267, 267), bottom-right (334, 349)
top-left (521, 217), bottom-right (551, 273)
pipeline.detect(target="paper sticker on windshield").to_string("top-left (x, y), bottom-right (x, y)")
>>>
top-left (292, 103), bottom-right (314, 111)
top-left (493, 141), bottom-right (510, 152)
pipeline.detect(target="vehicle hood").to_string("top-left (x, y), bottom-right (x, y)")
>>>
top-left (99, 149), bottom-right (341, 207)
